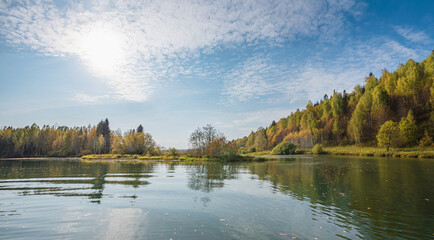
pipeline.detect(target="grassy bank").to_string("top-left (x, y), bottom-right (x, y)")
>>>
top-left (243, 145), bottom-right (433, 158)
top-left (322, 146), bottom-right (434, 158)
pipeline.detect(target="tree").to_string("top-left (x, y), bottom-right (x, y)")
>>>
top-left (331, 92), bottom-right (344, 117)
top-left (137, 124), bottom-right (143, 133)
top-left (372, 86), bottom-right (390, 126)
top-left (189, 125), bottom-right (223, 157)
top-left (96, 118), bottom-right (110, 153)
top-left (376, 121), bottom-right (400, 151)
top-left (97, 135), bottom-right (105, 154)
top-left (348, 92), bottom-right (373, 143)
top-left (246, 131), bottom-right (255, 148)
top-left (188, 125), bottom-right (237, 159)
top-left (189, 127), bottom-right (205, 155)
top-left (254, 128), bottom-right (267, 151)
top-left (398, 110), bottom-right (417, 146)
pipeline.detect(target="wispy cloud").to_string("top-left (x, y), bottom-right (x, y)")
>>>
top-left (221, 37), bottom-right (426, 105)
top-left (0, 0), bottom-right (360, 102)
top-left (213, 108), bottom-right (295, 138)
top-left (70, 93), bottom-right (109, 104)
top-left (222, 55), bottom-right (292, 102)
top-left (394, 26), bottom-right (431, 44)
top-left (291, 38), bottom-right (426, 100)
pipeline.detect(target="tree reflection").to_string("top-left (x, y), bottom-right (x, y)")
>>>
top-left (0, 160), bottom-right (155, 202)
top-left (186, 163), bottom-right (239, 192)
top-left (244, 157), bottom-right (434, 239)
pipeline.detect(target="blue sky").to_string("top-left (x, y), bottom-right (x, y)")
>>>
top-left (0, 0), bottom-right (433, 148)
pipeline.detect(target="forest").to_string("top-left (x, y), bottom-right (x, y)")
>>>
top-left (235, 52), bottom-right (434, 153)
top-left (0, 119), bottom-right (159, 157)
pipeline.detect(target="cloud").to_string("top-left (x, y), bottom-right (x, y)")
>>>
top-left (289, 38), bottom-right (426, 101)
top-left (0, 0), bottom-right (360, 102)
top-left (70, 93), bottom-right (109, 104)
top-left (394, 26), bottom-right (431, 44)
top-left (222, 55), bottom-right (291, 102)
top-left (221, 37), bottom-right (426, 105)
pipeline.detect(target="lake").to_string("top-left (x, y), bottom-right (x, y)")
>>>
top-left (0, 156), bottom-right (433, 239)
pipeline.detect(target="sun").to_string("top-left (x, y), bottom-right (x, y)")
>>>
top-left (80, 27), bottom-right (126, 75)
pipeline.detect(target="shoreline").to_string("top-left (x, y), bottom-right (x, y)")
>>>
top-left (245, 145), bottom-right (434, 159)
top-left (1, 146), bottom-right (433, 161)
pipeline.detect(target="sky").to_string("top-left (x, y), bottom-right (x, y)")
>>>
top-left (0, 0), bottom-right (433, 148)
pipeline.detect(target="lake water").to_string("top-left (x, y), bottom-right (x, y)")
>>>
top-left (0, 156), bottom-right (433, 239)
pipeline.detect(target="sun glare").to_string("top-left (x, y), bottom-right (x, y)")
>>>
top-left (80, 27), bottom-right (126, 75)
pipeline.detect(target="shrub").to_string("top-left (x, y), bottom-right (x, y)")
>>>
top-left (248, 147), bottom-right (256, 153)
top-left (168, 148), bottom-right (179, 157)
top-left (238, 147), bottom-right (247, 154)
top-left (312, 144), bottom-right (326, 154)
top-left (271, 141), bottom-right (297, 155)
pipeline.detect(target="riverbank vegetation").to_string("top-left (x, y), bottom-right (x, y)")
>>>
top-left (188, 125), bottom-right (239, 161)
top-left (323, 146), bottom-right (434, 158)
top-left (234, 52), bottom-right (434, 156)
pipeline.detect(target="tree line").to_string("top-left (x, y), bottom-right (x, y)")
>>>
top-left (0, 119), bottom-right (159, 157)
top-left (235, 52), bottom-right (434, 152)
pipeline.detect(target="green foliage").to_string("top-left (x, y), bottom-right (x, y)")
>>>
top-left (168, 148), bottom-right (179, 157)
top-left (331, 92), bottom-right (344, 117)
top-left (399, 110), bottom-right (417, 146)
top-left (238, 147), bottom-right (247, 154)
top-left (312, 144), bottom-right (325, 154)
top-left (248, 147), bottom-right (256, 153)
top-left (419, 130), bottom-right (433, 147)
top-left (246, 131), bottom-right (255, 148)
top-left (271, 141), bottom-right (296, 155)
top-left (254, 129), bottom-right (267, 151)
top-left (430, 83), bottom-right (434, 107)
top-left (377, 121), bottom-right (400, 151)
top-left (348, 90), bottom-right (373, 143)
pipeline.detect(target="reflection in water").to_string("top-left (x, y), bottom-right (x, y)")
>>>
top-left (0, 161), bottom-right (154, 202)
top-left (186, 163), bottom-right (239, 192)
top-left (0, 157), bottom-right (433, 239)
top-left (243, 157), bottom-right (434, 239)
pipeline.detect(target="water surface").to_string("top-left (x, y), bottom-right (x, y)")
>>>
top-left (0, 156), bottom-right (433, 239)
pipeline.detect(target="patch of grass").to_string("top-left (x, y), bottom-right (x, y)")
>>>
top-left (323, 145), bottom-right (434, 158)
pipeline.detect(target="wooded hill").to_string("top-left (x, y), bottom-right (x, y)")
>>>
top-left (235, 52), bottom-right (434, 152)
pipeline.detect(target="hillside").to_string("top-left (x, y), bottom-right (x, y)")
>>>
top-left (235, 52), bottom-right (434, 152)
